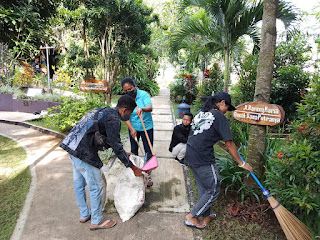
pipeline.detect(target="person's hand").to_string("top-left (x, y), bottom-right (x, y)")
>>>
top-left (130, 129), bottom-right (137, 139)
top-left (239, 162), bottom-right (253, 172)
top-left (130, 165), bottom-right (143, 177)
top-left (136, 108), bottom-right (143, 118)
top-left (126, 152), bottom-right (133, 158)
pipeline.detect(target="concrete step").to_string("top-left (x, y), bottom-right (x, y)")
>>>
top-left (152, 109), bottom-right (171, 115)
top-left (142, 157), bottom-right (189, 213)
top-left (151, 114), bottom-right (173, 123)
top-left (153, 122), bottom-right (174, 131)
top-left (154, 130), bottom-right (172, 141)
top-left (153, 104), bottom-right (171, 109)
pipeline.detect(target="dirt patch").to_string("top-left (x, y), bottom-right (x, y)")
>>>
top-left (203, 192), bottom-right (286, 240)
top-left (140, 177), bottom-right (181, 211)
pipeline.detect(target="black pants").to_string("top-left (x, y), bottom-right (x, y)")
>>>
top-left (129, 128), bottom-right (154, 157)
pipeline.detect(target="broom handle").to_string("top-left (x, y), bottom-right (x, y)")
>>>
top-left (238, 152), bottom-right (271, 198)
top-left (134, 137), bottom-right (145, 156)
top-left (139, 115), bottom-right (155, 156)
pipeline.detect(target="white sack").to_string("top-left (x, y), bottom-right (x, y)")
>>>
top-left (101, 158), bottom-right (127, 211)
top-left (113, 155), bottom-right (147, 222)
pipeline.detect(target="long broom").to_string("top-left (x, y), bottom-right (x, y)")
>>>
top-left (238, 153), bottom-right (312, 240)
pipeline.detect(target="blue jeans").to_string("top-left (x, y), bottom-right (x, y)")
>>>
top-left (129, 128), bottom-right (154, 158)
top-left (69, 154), bottom-right (104, 225)
top-left (190, 164), bottom-right (220, 218)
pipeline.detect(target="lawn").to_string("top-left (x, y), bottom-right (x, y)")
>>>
top-left (0, 135), bottom-right (31, 240)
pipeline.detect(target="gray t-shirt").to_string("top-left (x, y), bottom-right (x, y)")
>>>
top-left (185, 109), bottom-right (232, 167)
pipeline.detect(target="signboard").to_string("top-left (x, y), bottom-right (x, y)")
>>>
top-left (233, 102), bottom-right (285, 126)
top-left (26, 88), bottom-right (44, 97)
top-left (79, 79), bottom-right (109, 93)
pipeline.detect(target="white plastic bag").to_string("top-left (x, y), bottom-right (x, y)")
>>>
top-left (113, 155), bottom-right (147, 222)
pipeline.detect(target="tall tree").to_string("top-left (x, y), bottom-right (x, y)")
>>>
top-left (0, 0), bottom-right (60, 61)
top-left (246, 0), bottom-right (278, 174)
top-left (87, 0), bottom-right (155, 103)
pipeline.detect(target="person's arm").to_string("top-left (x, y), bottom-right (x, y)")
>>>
top-left (136, 91), bottom-right (153, 118)
top-left (105, 117), bottom-right (142, 176)
top-left (136, 105), bottom-right (152, 118)
top-left (125, 120), bottom-right (137, 140)
top-left (225, 140), bottom-right (253, 172)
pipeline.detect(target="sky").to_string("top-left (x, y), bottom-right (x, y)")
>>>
top-left (285, 0), bottom-right (319, 35)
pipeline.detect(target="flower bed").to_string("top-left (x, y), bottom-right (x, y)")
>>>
top-left (0, 93), bottom-right (60, 113)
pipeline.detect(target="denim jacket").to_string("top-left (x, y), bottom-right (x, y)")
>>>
top-left (60, 107), bottom-right (133, 169)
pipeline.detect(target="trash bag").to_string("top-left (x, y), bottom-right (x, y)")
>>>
top-left (113, 155), bottom-right (147, 222)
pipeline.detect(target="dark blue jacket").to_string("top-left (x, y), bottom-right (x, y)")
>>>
top-left (60, 107), bottom-right (133, 169)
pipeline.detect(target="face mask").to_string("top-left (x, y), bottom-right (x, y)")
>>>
top-left (120, 113), bottom-right (130, 121)
top-left (126, 88), bottom-right (137, 98)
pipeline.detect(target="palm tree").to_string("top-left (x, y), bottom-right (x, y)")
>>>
top-left (169, 0), bottom-right (296, 92)
top-left (246, 0), bottom-right (278, 175)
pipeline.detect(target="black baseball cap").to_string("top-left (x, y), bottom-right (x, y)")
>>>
top-left (213, 92), bottom-right (236, 111)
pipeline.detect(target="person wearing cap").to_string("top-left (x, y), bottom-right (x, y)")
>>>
top-left (121, 77), bottom-right (154, 187)
top-left (183, 92), bottom-right (253, 230)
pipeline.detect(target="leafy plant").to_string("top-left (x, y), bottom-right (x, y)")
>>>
top-left (169, 74), bottom-right (198, 104)
top-left (192, 63), bottom-right (224, 112)
top-left (264, 75), bottom-right (320, 237)
top-left (12, 64), bottom-right (35, 87)
top-left (216, 149), bottom-right (259, 203)
top-left (45, 94), bottom-right (107, 132)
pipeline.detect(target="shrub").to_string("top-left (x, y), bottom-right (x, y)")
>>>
top-left (233, 33), bottom-right (312, 122)
top-left (169, 74), bottom-right (198, 104)
top-left (112, 52), bottom-right (160, 96)
top-left (192, 64), bottom-right (224, 112)
top-left (45, 93), bottom-right (107, 132)
top-left (264, 75), bottom-right (320, 236)
top-left (12, 64), bottom-right (35, 87)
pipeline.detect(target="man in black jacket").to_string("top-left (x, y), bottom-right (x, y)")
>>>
top-left (60, 95), bottom-right (142, 230)
top-left (169, 113), bottom-right (193, 163)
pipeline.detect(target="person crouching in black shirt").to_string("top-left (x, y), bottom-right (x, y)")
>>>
top-left (169, 113), bottom-right (193, 163)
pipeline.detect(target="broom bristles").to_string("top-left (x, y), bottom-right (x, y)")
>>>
top-left (267, 196), bottom-right (312, 240)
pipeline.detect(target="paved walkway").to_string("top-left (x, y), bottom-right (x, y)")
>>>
top-left (0, 88), bottom-right (198, 240)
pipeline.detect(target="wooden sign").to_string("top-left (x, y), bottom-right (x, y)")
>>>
top-left (80, 79), bottom-right (109, 93)
top-left (233, 102), bottom-right (285, 126)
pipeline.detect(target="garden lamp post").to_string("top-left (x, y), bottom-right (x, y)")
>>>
top-left (40, 43), bottom-right (54, 93)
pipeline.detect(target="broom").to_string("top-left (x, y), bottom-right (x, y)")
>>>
top-left (238, 153), bottom-right (312, 240)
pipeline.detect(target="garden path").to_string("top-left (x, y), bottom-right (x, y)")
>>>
top-left (0, 88), bottom-right (197, 240)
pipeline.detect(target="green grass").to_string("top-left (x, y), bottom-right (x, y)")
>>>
top-left (0, 135), bottom-right (31, 240)
top-left (27, 118), bottom-right (61, 132)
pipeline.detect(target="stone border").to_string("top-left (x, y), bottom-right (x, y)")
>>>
top-left (170, 103), bottom-right (203, 240)
top-left (0, 119), bottom-right (66, 139)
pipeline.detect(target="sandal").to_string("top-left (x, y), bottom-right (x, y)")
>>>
top-left (184, 220), bottom-right (206, 230)
top-left (79, 215), bottom-right (91, 223)
top-left (90, 219), bottom-right (117, 230)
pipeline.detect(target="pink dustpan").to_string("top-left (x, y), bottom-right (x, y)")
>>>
top-left (141, 155), bottom-right (158, 171)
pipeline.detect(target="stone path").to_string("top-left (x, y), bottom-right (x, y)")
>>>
top-left (0, 88), bottom-right (197, 240)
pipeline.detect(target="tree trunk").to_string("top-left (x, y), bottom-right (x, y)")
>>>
top-left (82, 18), bottom-right (90, 78)
top-left (246, 0), bottom-right (278, 176)
top-left (223, 48), bottom-right (230, 92)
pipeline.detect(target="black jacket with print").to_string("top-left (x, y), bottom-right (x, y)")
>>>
top-left (60, 107), bottom-right (132, 169)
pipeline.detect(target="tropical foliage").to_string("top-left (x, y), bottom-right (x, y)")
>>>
top-left (264, 77), bottom-right (320, 236)
top-left (169, 0), bottom-right (296, 92)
